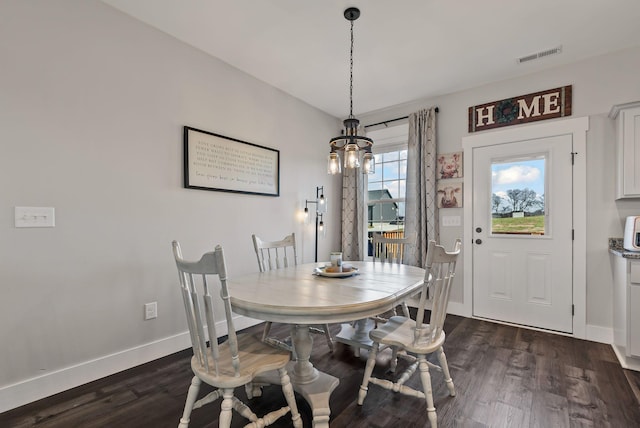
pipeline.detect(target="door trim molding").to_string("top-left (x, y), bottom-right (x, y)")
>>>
top-left (462, 116), bottom-right (589, 339)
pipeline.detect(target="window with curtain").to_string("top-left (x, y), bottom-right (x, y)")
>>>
top-left (366, 143), bottom-right (408, 256)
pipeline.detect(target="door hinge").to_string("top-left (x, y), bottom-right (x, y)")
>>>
top-left (571, 151), bottom-right (578, 165)
top-left (572, 229), bottom-right (575, 240)
top-left (572, 304), bottom-right (575, 316)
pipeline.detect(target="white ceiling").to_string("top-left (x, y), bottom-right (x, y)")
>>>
top-left (102, 0), bottom-right (640, 119)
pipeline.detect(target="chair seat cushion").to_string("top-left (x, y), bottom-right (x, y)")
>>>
top-left (369, 315), bottom-right (445, 354)
top-left (192, 333), bottom-right (291, 388)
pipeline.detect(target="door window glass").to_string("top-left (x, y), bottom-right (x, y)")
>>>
top-left (491, 156), bottom-right (546, 235)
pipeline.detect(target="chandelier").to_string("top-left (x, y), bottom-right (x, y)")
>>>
top-left (327, 7), bottom-right (375, 175)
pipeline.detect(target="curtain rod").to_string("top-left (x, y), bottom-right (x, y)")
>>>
top-left (364, 107), bottom-right (439, 129)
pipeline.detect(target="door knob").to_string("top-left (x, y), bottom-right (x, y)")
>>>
top-left (476, 227), bottom-right (482, 233)
top-left (475, 239), bottom-right (482, 244)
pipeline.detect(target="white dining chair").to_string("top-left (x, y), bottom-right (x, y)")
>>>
top-left (372, 232), bottom-right (416, 264)
top-left (334, 232), bottom-right (418, 357)
top-left (357, 239), bottom-right (462, 428)
top-left (252, 233), bottom-right (334, 353)
top-left (372, 231), bottom-right (418, 319)
top-left (172, 241), bottom-right (302, 428)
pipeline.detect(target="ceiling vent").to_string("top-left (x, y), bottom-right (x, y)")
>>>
top-left (518, 45), bottom-right (562, 64)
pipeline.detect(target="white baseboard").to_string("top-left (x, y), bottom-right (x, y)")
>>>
top-left (612, 344), bottom-right (640, 372)
top-left (0, 315), bottom-right (262, 414)
top-left (406, 297), bottom-right (613, 345)
top-left (405, 297), bottom-right (467, 318)
top-left (445, 301), bottom-right (467, 317)
top-left (585, 324), bottom-right (613, 344)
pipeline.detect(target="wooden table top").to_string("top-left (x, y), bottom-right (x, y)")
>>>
top-left (228, 261), bottom-right (425, 324)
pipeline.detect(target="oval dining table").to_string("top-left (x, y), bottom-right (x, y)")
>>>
top-left (227, 260), bottom-right (426, 427)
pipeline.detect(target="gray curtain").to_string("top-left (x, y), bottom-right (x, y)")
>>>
top-left (404, 108), bottom-right (438, 267)
top-left (341, 148), bottom-right (366, 261)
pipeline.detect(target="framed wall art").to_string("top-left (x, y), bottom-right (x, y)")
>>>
top-left (437, 152), bottom-right (463, 180)
top-left (437, 181), bottom-right (463, 208)
top-left (183, 126), bottom-right (280, 196)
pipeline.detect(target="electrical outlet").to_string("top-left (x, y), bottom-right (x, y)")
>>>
top-left (144, 302), bottom-right (157, 320)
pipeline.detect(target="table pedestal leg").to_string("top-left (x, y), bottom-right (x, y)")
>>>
top-left (289, 325), bottom-right (339, 427)
top-left (334, 318), bottom-right (376, 356)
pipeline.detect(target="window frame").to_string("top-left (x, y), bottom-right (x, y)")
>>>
top-left (365, 125), bottom-right (409, 255)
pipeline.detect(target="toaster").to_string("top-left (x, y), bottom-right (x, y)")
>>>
top-left (624, 216), bottom-right (640, 252)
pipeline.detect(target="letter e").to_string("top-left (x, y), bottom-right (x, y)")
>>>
top-left (542, 92), bottom-right (560, 114)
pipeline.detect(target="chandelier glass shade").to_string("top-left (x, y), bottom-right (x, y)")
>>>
top-left (328, 7), bottom-right (374, 175)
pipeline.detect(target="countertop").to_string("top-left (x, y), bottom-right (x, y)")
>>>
top-left (609, 238), bottom-right (640, 259)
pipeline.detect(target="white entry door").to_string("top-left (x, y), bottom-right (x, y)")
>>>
top-left (471, 134), bottom-right (574, 333)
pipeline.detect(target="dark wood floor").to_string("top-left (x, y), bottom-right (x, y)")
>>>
top-left (3, 314), bottom-right (640, 427)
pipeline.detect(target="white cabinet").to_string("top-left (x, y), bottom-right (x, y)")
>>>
top-left (630, 284), bottom-right (640, 356)
top-left (612, 254), bottom-right (640, 371)
top-left (629, 262), bottom-right (640, 357)
top-left (610, 101), bottom-right (640, 199)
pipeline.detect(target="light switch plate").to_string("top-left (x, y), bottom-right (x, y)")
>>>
top-left (442, 215), bottom-right (461, 227)
top-left (15, 207), bottom-right (55, 228)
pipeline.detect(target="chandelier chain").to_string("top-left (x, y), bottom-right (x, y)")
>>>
top-left (327, 7), bottom-right (375, 175)
top-left (349, 20), bottom-right (354, 118)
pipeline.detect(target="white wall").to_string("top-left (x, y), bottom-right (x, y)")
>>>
top-left (0, 0), bottom-right (341, 411)
top-left (361, 45), bottom-right (640, 334)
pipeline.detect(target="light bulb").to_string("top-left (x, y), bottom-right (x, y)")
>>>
top-left (344, 144), bottom-right (360, 169)
top-left (362, 152), bottom-right (375, 174)
top-left (318, 194), bottom-right (327, 214)
top-left (318, 216), bottom-right (326, 237)
top-left (327, 152), bottom-right (341, 174)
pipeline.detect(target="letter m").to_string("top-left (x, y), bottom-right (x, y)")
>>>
top-left (517, 96), bottom-right (541, 119)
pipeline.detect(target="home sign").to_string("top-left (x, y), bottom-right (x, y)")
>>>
top-left (468, 85), bottom-right (572, 132)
